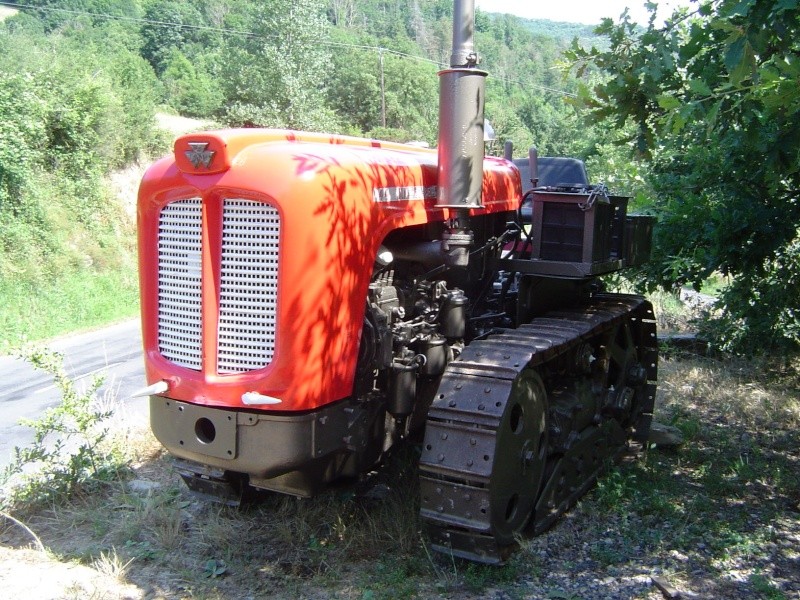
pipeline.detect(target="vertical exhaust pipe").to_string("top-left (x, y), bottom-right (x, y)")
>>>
top-left (437, 0), bottom-right (488, 267)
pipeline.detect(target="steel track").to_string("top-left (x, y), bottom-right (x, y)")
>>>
top-left (418, 294), bottom-right (658, 563)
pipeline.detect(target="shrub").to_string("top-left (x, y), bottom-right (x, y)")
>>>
top-left (1, 348), bottom-right (130, 510)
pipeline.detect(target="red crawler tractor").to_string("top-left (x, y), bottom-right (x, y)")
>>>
top-left (137, 0), bottom-right (657, 563)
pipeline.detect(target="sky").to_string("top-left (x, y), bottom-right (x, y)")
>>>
top-left (474, 0), bottom-right (694, 26)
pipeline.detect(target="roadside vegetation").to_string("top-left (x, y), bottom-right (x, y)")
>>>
top-left (0, 7), bottom-right (166, 347)
top-left (1, 348), bottom-right (134, 510)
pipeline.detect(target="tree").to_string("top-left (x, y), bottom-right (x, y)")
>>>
top-left (325, 32), bottom-right (382, 134)
top-left (568, 0), bottom-right (800, 353)
top-left (162, 49), bottom-right (223, 117)
top-left (378, 45), bottom-right (438, 141)
top-left (220, 0), bottom-right (339, 131)
top-left (140, 0), bottom-right (208, 74)
top-left (328, 0), bottom-right (357, 27)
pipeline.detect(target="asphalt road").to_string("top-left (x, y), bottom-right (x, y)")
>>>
top-left (0, 319), bottom-right (149, 469)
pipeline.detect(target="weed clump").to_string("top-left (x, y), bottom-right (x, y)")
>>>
top-left (0, 347), bottom-right (130, 511)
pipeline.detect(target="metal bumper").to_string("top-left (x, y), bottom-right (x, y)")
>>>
top-left (149, 396), bottom-right (353, 481)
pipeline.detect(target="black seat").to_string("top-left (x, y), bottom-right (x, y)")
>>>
top-left (513, 157), bottom-right (589, 192)
top-left (514, 156), bottom-right (591, 222)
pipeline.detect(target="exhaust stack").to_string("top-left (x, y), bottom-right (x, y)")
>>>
top-left (436, 0), bottom-right (488, 267)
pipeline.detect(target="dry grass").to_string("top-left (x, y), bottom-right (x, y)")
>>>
top-left (0, 7), bottom-right (18, 21)
top-left (1, 355), bottom-right (798, 599)
top-left (92, 548), bottom-right (135, 582)
top-left (108, 162), bottom-right (149, 221)
top-left (660, 355), bottom-right (800, 429)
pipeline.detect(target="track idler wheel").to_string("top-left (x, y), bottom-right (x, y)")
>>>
top-left (489, 370), bottom-right (548, 545)
top-left (419, 368), bottom-right (549, 562)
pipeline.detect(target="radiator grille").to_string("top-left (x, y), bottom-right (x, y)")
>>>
top-left (157, 198), bottom-right (203, 370)
top-left (217, 199), bottom-right (280, 373)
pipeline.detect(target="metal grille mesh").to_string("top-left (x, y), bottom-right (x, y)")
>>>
top-left (217, 199), bottom-right (280, 373)
top-left (157, 198), bottom-right (203, 370)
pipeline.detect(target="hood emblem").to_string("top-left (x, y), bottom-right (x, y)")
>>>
top-left (185, 142), bottom-right (215, 169)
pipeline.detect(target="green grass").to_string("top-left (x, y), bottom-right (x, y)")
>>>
top-left (578, 356), bottom-right (800, 596)
top-left (699, 272), bottom-right (729, 297)
top-left (0, 266), bottom-right (139, 349)
top-left (750, 573), bottom-right (788, 600)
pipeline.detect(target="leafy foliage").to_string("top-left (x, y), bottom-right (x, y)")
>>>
top-left (139, 0), bottom-right (603, 148)
top-left (0, 70), bottom-right (48, 212)
top-left (217, 0), bottom-right (340, 131)
top-left (0, 14), bottom-right (160, 342)
top-left (567, 0), bottom-right (800, 353)
top-left (1, 348), bottom-right (128, 509)
top-left (161, 48), bottom-right (223, 116)
top-left (140, 0), bottom-right (207, 74)
top-left (5, 0), bottom-right (602, 149)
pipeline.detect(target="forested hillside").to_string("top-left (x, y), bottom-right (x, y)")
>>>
top-left (3, 0), bottom-right (607, 148)
top-left (0, 0), bottom-right (616, 347)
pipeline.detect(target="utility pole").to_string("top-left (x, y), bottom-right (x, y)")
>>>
top-left (379, 48), bottom-right (386, 128)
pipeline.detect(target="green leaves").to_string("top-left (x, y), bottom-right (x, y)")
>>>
top-left (705, 100), bottom-right (722, 132)
top-left (203, 559), bottom-right (228, 578)
top-left (687, 79), bottom-right (713, 96)
top-left (570, 0), bottom-right (800, 353)
top-left (727, 0), bottom-right (757, 16)
top-left (725, 36), bottom-right (756, 85)
top-left (1, 347), bottom-right (125, 509)
top-left (0, 71), bottom-right (47, 211)
top-left (657, 94), bottom-right (681, 111)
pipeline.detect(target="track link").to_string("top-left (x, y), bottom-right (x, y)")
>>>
top-left (418, 294), bottom-right (657, 563)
